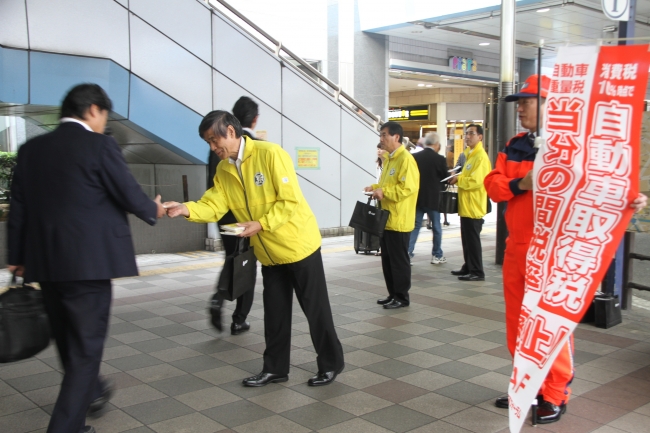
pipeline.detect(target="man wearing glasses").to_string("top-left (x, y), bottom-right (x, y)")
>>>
top-left (449, 124), bottom-right (491, 281)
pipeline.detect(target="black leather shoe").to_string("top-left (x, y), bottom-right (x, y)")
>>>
top-left (495, 394), bottom-right (543, 409)
top-left (458, 274), bottom-right (485, 281)
top-left (81, 427), bottom-right (95, 433)
top-left (231, 322), bottom-right (250, 335)
top-left (308, 364), bottom-right (345, 386)
top-left (242, 372), bottom-right (288, 387)
top-left (383, 299), bottom-right (408, 309)
top-left (88, 379), bottom-right (114, 418)
top-left (377, 296), bottom-right (393, 305)
top-left (536, 401), bottom-right (566, 424)
top-left (451, 269), bottom-right (468, 276)
top-left (209, 295), bottom-right (223, 332)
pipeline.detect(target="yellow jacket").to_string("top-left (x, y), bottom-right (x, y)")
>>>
top-left (371, 145), bottom-right (419, 232)
top-left (457, 142), bottom-right (491, 219)
top-left (185, 137), bottom-right (321, 266)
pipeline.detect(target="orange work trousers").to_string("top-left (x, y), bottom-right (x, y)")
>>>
top-left (503, 239), bottom-right (574, 406)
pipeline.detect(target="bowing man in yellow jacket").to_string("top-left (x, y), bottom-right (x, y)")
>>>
top-left (164, 111), bottom-right (344, 388)
top-left (449, 124), bottom-right (492, 281)
top-left (365, 122), bottom-right (419, 309)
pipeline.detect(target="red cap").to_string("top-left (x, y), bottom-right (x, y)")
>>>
top-left (505, 74), bottom-right (551, 101)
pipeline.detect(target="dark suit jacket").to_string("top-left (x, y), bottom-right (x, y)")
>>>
top-left (8, 122), bottom-right (157, 282)
top-left (207, 130), bottom-right (257, 226)
top-left (413, 147), bottom-right (449, 211)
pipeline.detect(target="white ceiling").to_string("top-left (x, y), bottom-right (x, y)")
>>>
top-left (389, 73), bottom-right (497, 92)
top-left (371, 0), bottom-right (650, 65)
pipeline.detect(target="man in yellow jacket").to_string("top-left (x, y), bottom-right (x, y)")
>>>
top-left (164, 111), bottom-right (344, 387)
top-left (449, 124), bottom-right (492, 281)
top-left (365, 122), bottom-right (419, 309)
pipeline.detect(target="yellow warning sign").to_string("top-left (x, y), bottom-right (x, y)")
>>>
top-left (296, 148), bottom-right (320, 170)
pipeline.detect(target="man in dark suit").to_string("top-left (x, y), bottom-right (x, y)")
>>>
top-left (8, 84), bottom-right (165, 433)
top-left (407, 132), bottom-right (449, 265)
top-left (207, 96), bottom-right (259, 335)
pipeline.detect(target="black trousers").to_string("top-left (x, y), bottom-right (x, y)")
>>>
top-left (379, 230), bottom-right (411, 304)
top-left (40, 280), bottom-right (112, 433)
top-left (460, 217), bottom-right (485, 278)
top-left (218, 220), bottom-right (254, 324)
top-left (261, 248), bottom-right (344, 375)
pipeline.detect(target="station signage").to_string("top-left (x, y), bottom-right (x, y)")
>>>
top-left (388, 105), bottom-right (429, 121)
top-left (449, 56), bottom-right (478, 72)
top-left (602, 0), bottom-right (630, 21)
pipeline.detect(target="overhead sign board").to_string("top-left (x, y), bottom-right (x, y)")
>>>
top-left (449, 56), bottom-right (478, 72)
top-left (602, 0), bottom-right (630, 21)
top-left (388, 105), bottom-right (429, 121)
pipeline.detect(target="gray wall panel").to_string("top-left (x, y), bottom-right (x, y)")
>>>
top-left (129, 215), bottom-right (206, 254)
top-left (130, 0), bottom-right (212, 64)
top-left (130, 16), bottom-right (212, 115)
top-left (447, 103), bottom-right (485, 121)
top-left (282, 118), bottom-right (340, 199)
top-left (212, 15), bottom-right (282, 112)
top-left (298, 180), bottom-right (341, 229)
top-left (340, 111), bottom-right (378, 175)
top-left (0, 0), bottom-right (29, 49)
top-left (154, 164), bottom-right (207, 204)
top-left (26, 0), bottom-right (130, 68)
top-left (340, 158), bottom-right (376, 227)
top-left (127, 163), bottom-right (156, 198)
top-left (213, 70), bottom-right (282, 143)
top-left (282, 68), bottom-right (341, 152)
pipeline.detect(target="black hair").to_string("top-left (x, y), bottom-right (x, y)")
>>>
top-left (232, 96), bottom-right (259, 128)
top-left (198, 110), bottom-right (242, 140)
top-left (380, 121), bottom-right (404, 143)
top-left (60, 84), bottom-right (113, 119)
top-left (466, 124), bottom-right (484, 136)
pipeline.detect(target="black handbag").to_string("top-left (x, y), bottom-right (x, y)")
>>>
top-left (0, 275), bottom-right (51, 363)
top-left (439, 185), bottom-right (459, 214)
top-left (216, 237), bottom-right (257, 302)
top-left (349, 197), bottom-right (390, 238)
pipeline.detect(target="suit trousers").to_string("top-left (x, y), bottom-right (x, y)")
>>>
top-left (261, 248), bottom-right (344, 375)
top-left (379, 230), bottom-right (411, 304)
top-left (217, 223), bottom-right (254, 324)
top-left (459, 217), bottom-right (485, 278)
top-left (40, 280), bottom-right (112, 433)
top-left (503, 240), bottom-right (574, 405)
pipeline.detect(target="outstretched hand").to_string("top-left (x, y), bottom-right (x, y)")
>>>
top-left (154, 195), bottom-right (166, 218)
top-left (163, 201), bottom-right (190, 218)
top-left (237, 221), bottom-right (263, 237)
top-left (631, 193), bottom-right (648, 213)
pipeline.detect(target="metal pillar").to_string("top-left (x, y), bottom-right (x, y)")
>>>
top-left (495, 0), bottom-right (517, 265)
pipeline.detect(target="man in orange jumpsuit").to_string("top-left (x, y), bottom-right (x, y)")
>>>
top-left (485, 75), bottom-right (648, 424)
top-left (485, 75), bottom-right (573, 424)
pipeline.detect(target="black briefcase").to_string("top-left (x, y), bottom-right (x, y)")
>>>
top-left (0, 276), bottom-right (51, 363)
top-left (439, 185), bottom-right (458, 214)
top-left (594, 295), bottom-right (622, 329)
top-left (216, 237), bottom-right (257, 302)
top-left (349, 197), bottom-right (389, 238)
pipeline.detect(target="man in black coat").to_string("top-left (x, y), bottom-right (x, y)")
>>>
top-left (8, 84), bottom-right (165, 433)
top-left (407, 132), bottom-right (449, 264)
top-left (207, 96), bottom-right (259, 335)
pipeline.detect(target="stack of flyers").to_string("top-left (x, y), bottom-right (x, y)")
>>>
top-left (220, 223), bottom-right (244, 236)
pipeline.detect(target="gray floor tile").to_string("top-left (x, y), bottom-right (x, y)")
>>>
top-left (435, 381), bottom-right (503, 405)
top-left (105, 354), bottom-right (165, 372)
top-left (361, 405), bottom-right (435, 433)
top-left (169, 355), bottom-right (225, 373)
top-left (147, 324), bottom-right (198, 338)
top-left (0, 393), bottom-right (37, 416)
top-left (364, 343), bottom-right (419, 358)
top-left (128, 338), bottom-right (181, 354)
top-left (363, 359), bottom-right (423, 379)
top-left (201, 400), bottom-right (275, 428)
top-left (425, 344), bottom-right (479, 360)
top-left (0, 407), bottom-right (50, 433)
top-left (121, 397), bottom-right (194, 425)
top-left (365, 329), bottom-right (415, 342)
top-left (110, 322), bottom-right (146, 335)
top-left (430, 362), bottom-right (491, 380)
top-left (148, 374), bottom-right (213, 396)
top-left (472, 331), bottom-right (507, 345)
top-left (5, 371), bottom-right (62, 393)
top-left (114, 310), bottom-right (159, 322)
top-left (283, 401), bottom-right (355, 430)
top-left (420, 330), bottom-right (469, 344)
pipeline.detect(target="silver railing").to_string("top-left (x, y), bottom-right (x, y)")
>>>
top-left (206, 0), bottom-right (382, 130)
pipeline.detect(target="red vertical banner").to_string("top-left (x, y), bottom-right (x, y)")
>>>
top-left (509, 44), bottom-right (650, 433)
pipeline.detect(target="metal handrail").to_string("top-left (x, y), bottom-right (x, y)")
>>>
top-left (205, 0), bottom-right (381, 128)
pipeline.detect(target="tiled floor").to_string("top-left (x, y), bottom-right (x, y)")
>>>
top-left (3, 222), bottom-right (650, 433)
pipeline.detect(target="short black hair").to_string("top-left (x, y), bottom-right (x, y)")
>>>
top-left (380, 121), bottom-right (403, 143)
top-left (232, 96), bottom-right (259, 128)
top-left (60, 84), bottom-right (113, 119)
top-left (466, 124), bottom-right (484, 136)
top-left (198, 110), bottom-right (242, 140)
